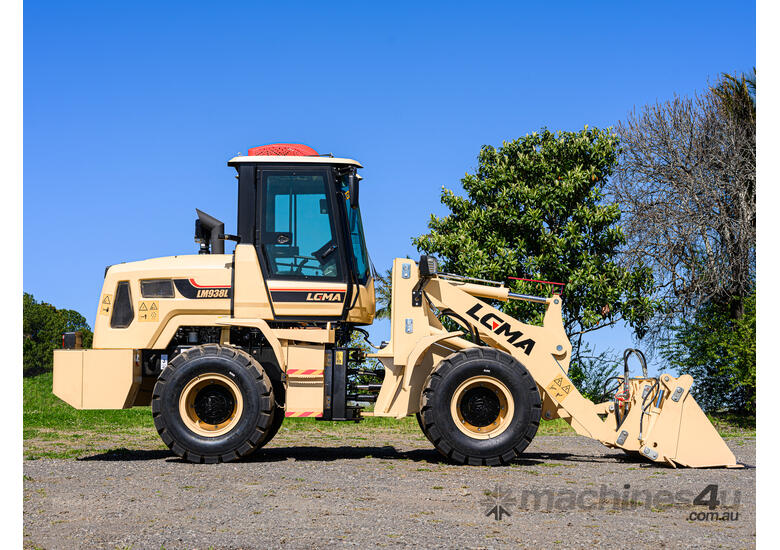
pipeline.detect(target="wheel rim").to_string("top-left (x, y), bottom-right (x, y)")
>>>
top-left (450, 376), bottom-right (514, 440)
top-left (178, 373), bottom-right (243, 437)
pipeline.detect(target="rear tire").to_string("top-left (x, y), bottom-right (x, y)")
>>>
top-left (252, 360), bottom-right (285, 451)
top-left (419, 347), bottom-right (541, 466)
top-left (152, 344), bottom-right (273, 463)
top-left (254, 404), bottom-right (285, 449)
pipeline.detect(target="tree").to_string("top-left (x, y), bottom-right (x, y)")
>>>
top-left (413, 128), bottom-right (657, 384)
top-left (711, 67), bottom-right (755, 126)
top-left (373, 267), bottom-right (393, 321)
top-left (611, 70), bottom-right (756, 414)
top-left (23, 293), bottom-right (93, 377)
top-left (569, 344), bottom-right (622, 402)
top-left (611, 71), bottom-right (756, 333)
top-left (661, 291), bottom-right (755, 413)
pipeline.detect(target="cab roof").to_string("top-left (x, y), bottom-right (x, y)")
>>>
top-left (228, 156), bottom-right (363, 168)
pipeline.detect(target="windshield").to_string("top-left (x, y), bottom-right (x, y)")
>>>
top-left (340, 177), bottom-right (371, 284)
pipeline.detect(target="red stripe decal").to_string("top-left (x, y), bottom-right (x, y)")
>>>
top-left (269, 288), bottom-right (346, 292)
top-left (188, 278), bottom-right (231, 289)
top-left (284, 411), bottom-right (323, 418)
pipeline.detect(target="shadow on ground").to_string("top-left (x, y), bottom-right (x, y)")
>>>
top-left (76, 444), bottom-right (666, 468)
top-left (79, 449), bottom-right (173, 461)
top-left (75, 445), bottom-right (747, 469)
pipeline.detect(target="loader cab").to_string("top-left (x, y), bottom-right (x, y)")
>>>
top-left (228, 148), bottom-right (375, 324)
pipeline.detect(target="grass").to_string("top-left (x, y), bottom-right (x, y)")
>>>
top-left (23, 371), bottom-right (576, 436)
top-left (24, 372), bottom-right (153, 432)
top-left (24, 371), bottom-right (755, 451)
top-left (707, 411), bottom-right (756, 438)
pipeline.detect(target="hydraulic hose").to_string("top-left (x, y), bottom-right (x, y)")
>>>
top-left (623, 348), bottom-right (648, 379)
top-left (353, 327), bottom-right (380, 349)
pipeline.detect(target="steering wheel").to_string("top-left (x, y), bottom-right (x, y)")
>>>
top-left (312, 240), bottom-right (337, 264)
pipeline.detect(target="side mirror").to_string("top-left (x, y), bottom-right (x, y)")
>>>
top-left (348, 171), bottom-right (360, 209)
top-left (195, 209), bottom-right (225, 254)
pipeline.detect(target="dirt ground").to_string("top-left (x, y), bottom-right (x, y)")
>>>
top-left (23, 429), bottom-right (755, 549)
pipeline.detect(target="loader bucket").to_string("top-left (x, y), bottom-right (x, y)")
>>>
top-left (673, 396), bottom-right (740, 467)
top-left (624, 375), bottom-right (741, 468)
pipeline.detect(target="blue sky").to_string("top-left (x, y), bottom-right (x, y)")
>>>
top-left (23, 1), bottom-right (756, 368)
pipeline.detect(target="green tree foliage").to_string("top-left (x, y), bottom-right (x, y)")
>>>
top-left (23, 293), bottom-right (93, 377)
top-left (413, 128), bottom-right (656, 391)
top-left (661, 292), bottom-right (755, 414)
top-left (373, 268), bottom-right (393, 321)
top-left (562, 343), bottom-right (625, 402)
top-left (711, 67), bottom-right (755, 125)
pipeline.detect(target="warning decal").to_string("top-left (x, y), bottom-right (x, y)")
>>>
top-left (99, 295), bottom-right (112, 316)
top-left (545, 376), bottom-right (572, 403)
top-left (138, 301), bottom-right (159, 322)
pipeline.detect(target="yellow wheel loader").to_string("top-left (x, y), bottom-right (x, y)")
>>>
top-left (52, 144), bottom-right (740, 467)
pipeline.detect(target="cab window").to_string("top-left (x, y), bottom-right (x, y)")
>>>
top-left (341, 179), bottom-right (371, 284)
top-left (260, 171), bottom-right (342, 280)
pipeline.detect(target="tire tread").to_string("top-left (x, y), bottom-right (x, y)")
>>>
top-left (151, 344), bottom-right (273, 464)
top-left (417, 346), bottom-right (541, 466)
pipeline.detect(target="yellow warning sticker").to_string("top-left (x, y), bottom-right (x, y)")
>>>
top-left (99, 294), bottom-right (113, 316)
top-left (546, 376), bottom-right (572, 403)
top-left (138, 301), bottom-right (159, 323)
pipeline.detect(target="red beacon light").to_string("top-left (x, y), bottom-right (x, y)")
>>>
top-left (247, 143), bottom-right (319, 156)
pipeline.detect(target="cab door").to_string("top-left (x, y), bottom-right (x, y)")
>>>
top-left (256, 167), bottom-right (349, 319)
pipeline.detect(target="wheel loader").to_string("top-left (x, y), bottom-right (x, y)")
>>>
top-left (52, 143), bottom-right (740, 467)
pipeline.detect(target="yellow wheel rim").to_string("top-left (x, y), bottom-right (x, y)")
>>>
top-left (178, 373), bottom-right (243, 437)
top-left (450, 376), bottom-right (514, 440)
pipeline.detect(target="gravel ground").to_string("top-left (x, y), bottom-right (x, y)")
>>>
top-left (23, 431), bottom-right (755, 550)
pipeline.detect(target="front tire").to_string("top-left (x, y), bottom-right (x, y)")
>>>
top-left (419, 347), bottom-right (541, 466)
top-left (152, 344), bottom-right (274, 463)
